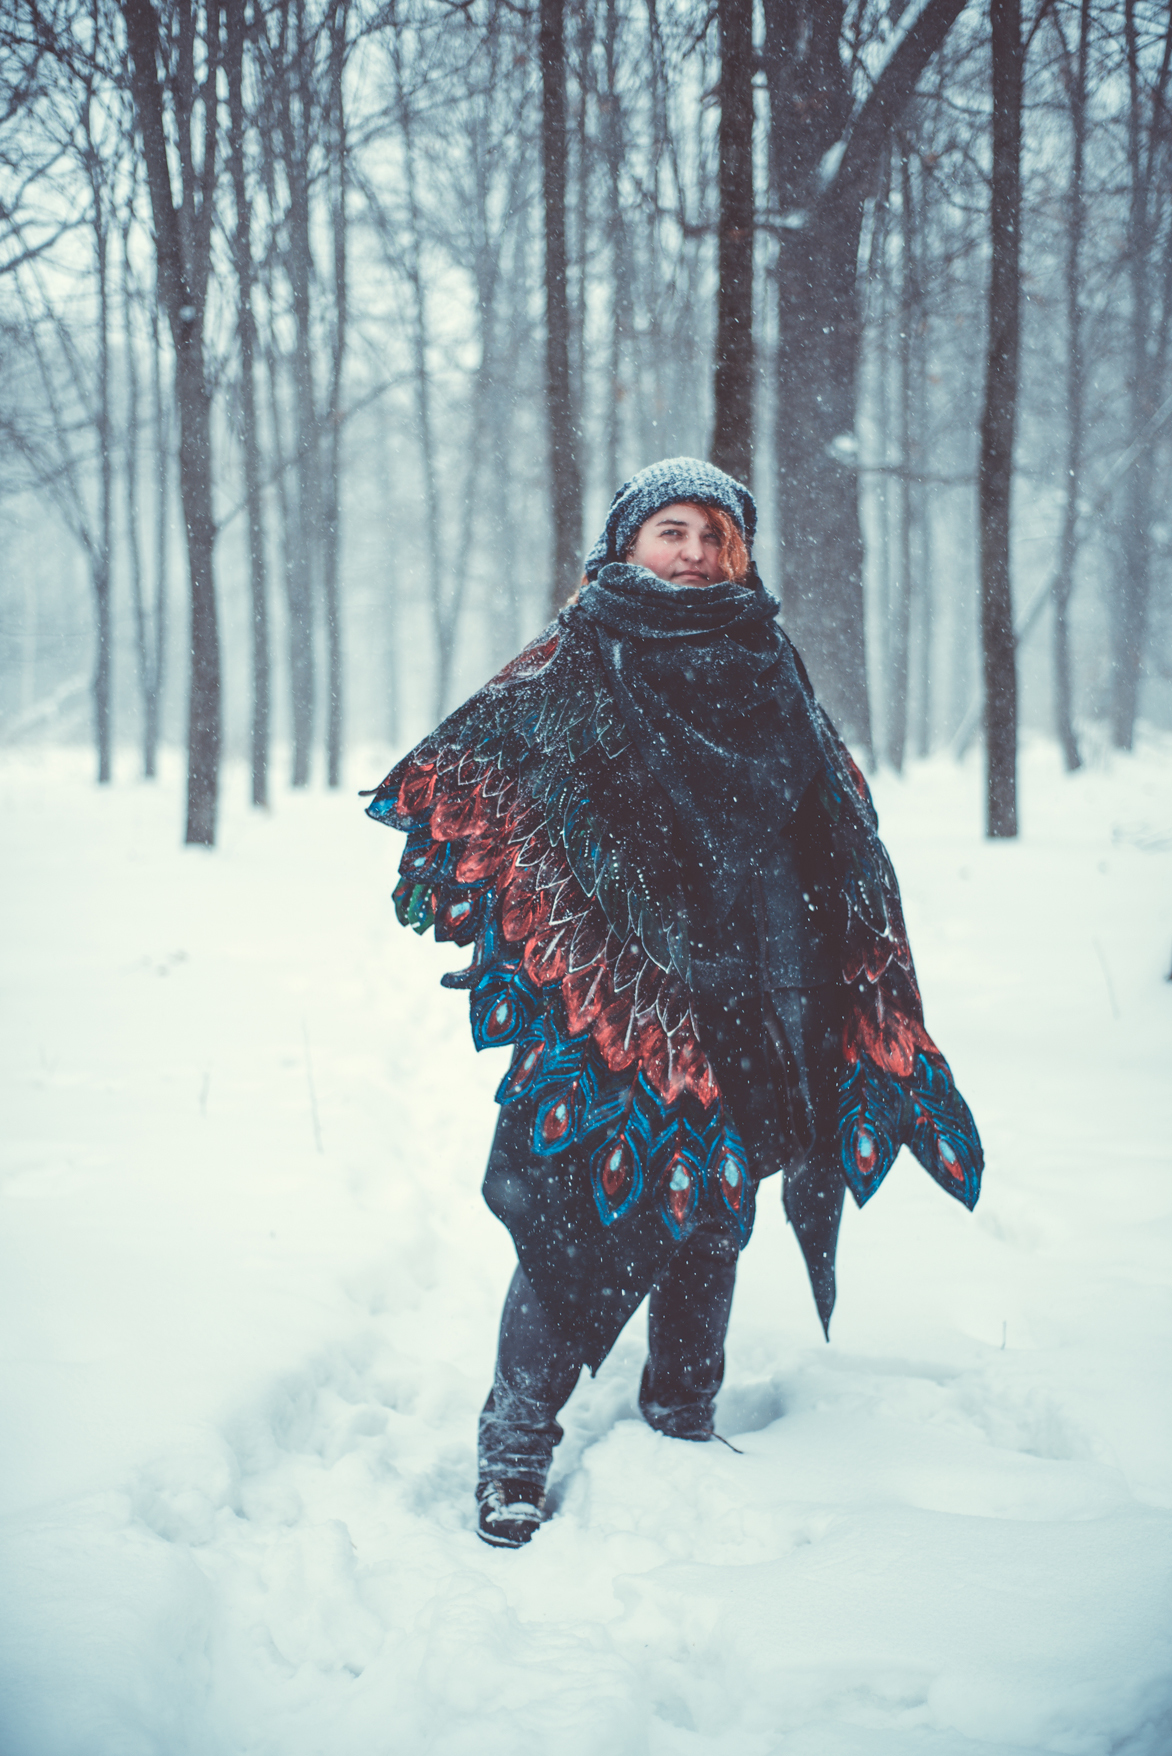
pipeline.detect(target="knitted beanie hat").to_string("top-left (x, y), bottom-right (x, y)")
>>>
top-left (583, 456), bottom-right (757, 580)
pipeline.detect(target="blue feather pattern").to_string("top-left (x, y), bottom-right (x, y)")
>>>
top-left (366, 615), bottom-right (982, 1265)
top-left (839, 1050), bottom-right (982, 1211)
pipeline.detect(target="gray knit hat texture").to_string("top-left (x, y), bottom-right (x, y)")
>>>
top-left (583, 456), bottom-right (757, 580)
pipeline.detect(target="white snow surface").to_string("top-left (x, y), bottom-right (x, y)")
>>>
top-left (2, 737), bottom-right (1171, 1756)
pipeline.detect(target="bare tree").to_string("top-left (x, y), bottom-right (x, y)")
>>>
top-left (121, 0), bottom-right (222, 845)
top-left (886, 143), bottom-right (922, 774)
top-left (272, 0), bottom-right (321, 788)
top-left (1111, 0), bottom-right (1172, 749)
top-left (322, 0), bottom-right (348, 787)
top-left (146, 287), bottom-right (169, 772)
top-left (761, 0), bottom-right (967, 753)
top-left (0, 4), bottom-right (84, 279)
top-left (710, 0), bottom-right (754, 484)
top-left (600, 0), bottom-right (631, 491)
top-left (978, 0), bottom-right (1023, 838)
top-left (541, 0), bottom-right (582, 611)
top-left (3, 8), bottom-right (122, 784)
top-left (1050, 0), bottom-right (1090, 773)
top-left (226, 0), bottom-right (270, 806)
top-left (120, 190), bottom-right (167, 778)
top-left (79, 3), bottom-right (114, 782)
top-left (10, 263), bottom-right (115, 776)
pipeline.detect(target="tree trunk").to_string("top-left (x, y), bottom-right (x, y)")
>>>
top-left (910, 155), bottom-right (932, 763)
top-left (887, 150), bottom-right (916, 773)
top-left (226, 0), bottom-right (270, 807)
top-left (455, 253), bottom-right (496, 697)
top-left (376, 395), bottom-right (400, 747)
top-left (490, 206), bottom-right (532, 670)
top-left (322, 0), bottom-right (347, 788)
top-left (148, 292), bottom-right (168, 777)
top-left (81, 43), bottom-right (114, 788)
top-left (258, 110), bottom-right (297, 777)
top-left (978, 0), bottom-right (1022, 839)
top-left (1111, 0), bottom-right (1172, 749)
top-left (541, 0), bottom-right (582, 611)
top-left (121, 0), bottom-right (221, 846)
top-left (763, 0), bottom-right (866, 750)
top-left (122, 213), bottom-right (153, 779)
top-left (762, 0), bottom-right (965, 752)
top-left (572, 5), bottom-right (590, 445)
top-left (773, 214), bottom-right (872, 749)
top-left (601, 0), bottom-right (629, 491)
top-left (280, 0), bottom-right (319, 788)
top-left (865, 162), bottom-right (894, 758)
top-left (710, 0), bottom-right (754, 486)
top-left (1052, 0), bottom-right (1089, 773)
top-left (914, 438), bottom-right (933, 758)
top-left (176, 344), bottom-right (219, 845)
top-left (92, 174), bottom-right (113, 785)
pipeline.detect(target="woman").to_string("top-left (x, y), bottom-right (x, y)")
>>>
top-left (364, 457), bottom-right (982, 1549)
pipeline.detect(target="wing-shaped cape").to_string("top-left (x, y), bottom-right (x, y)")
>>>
top-left (364, 606), bottom-right (983, 1326)
top-left (797, 674), bottom-right (983, 1219)
top-left (365, 612), bottom-right (753, 1247)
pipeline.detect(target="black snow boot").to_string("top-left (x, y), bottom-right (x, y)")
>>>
top-left (476, 1477), bottom-right (548, 1548)
top-left (638, 1361), bottom-right (716, 1442)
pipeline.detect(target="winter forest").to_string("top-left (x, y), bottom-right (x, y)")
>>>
top-left (2, 0), bottom-right (1171, 834)
top-left (2, 3), bottom-right (1172, 1754)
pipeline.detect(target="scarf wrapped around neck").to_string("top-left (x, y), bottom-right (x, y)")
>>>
top-left (577, 562), bottom-right (825, 919)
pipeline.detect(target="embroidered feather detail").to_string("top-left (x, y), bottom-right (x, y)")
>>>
top-left (367, 613), bottom-right (983, 1245)
top-left (366, 625), bottom-right (748, 1246)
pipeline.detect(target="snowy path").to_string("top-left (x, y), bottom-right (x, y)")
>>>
top-left (1, 739), bottom-right (1170, 1756)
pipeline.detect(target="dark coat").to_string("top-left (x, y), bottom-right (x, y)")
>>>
top-left (365, 567), bottom-right (982, 1357)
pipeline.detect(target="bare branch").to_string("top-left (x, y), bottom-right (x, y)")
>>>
top-left (825, 0), bottom-right (970, 213)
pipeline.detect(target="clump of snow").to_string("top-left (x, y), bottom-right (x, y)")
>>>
top-left (818, 139), bottom-right (847, 188)
top-left (1, 736), bottom-right (1170, 1755)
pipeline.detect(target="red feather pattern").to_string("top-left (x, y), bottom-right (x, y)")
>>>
top-left (369, 617), bottom-right (982, 1244)
top-left (391, 749), bottom-right (718, 1110)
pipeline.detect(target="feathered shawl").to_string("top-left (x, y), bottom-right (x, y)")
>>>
top-left (364, 570), bottom-right (982, 1328)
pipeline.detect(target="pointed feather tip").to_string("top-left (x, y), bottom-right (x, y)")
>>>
top-left (812, 1272), bottom-right (836, 1342)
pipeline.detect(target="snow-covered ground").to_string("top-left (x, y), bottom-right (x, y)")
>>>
top-left (1, 735), bottom-right (1170, 1756)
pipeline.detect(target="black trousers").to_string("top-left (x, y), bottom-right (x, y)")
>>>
top-left (478, 1222), bottom-right (738, 1485)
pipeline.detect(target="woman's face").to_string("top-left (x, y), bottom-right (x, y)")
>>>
top-left (626, 502), bottom-right (725, 586)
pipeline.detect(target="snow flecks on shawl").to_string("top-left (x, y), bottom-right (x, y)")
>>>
top-left (365, 623), bottom-right (751, 1244)
top-left (392, 753), bottom-right (713, 1106)
top-left (819, 743), bottom-right (983, 1212)
top-left (365, 616), bottom-right (982, 1261)
top-left (2, 740), bottom-right (1172, 1756)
